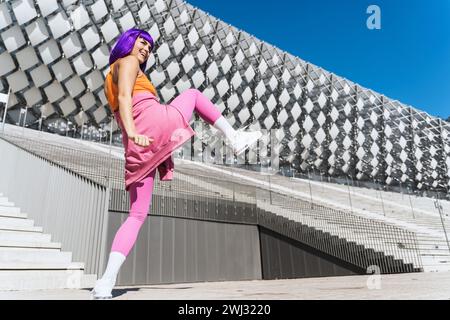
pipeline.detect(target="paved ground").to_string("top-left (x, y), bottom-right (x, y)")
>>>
top-left (0, 272), bottom-right (450, 300)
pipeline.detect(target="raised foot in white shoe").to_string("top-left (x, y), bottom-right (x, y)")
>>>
top-left (228, 129), bottom-right (263, 156)
top-left (90, 277), bottom-right (115, 300)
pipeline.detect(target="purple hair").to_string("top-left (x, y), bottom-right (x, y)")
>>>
top-left (109, 28), bottom-right (154, 72)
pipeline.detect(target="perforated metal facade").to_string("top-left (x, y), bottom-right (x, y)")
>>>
top-left (0, 0), bottom-right (448, 193)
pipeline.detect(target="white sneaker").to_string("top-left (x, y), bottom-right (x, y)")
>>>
top-left (90, 277), bottom-right (115, 299)
top-left (227, 129), bottom-right (263, 156)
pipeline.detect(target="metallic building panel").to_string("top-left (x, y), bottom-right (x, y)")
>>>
top-left (109, 213), bottom-right (262, 286)
top-left (0, 0), bottom-right (448, 194)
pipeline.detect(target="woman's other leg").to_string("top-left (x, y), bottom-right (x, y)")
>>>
top-left (110, 168), bottom-right (157, 257)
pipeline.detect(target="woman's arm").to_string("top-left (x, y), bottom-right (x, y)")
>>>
top-left (117, 55), bottom-right (140, 139)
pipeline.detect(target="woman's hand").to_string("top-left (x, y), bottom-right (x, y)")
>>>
top-left (128, 132), bottom-right (154, 147)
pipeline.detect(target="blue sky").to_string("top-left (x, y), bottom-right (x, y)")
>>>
top-left (186, 0), bottom-right (450, 119)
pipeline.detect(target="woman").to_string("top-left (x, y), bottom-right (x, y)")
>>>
top-left (91, 28), bottom-right (262, 299)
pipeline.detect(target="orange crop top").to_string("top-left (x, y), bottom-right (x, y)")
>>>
top-left (104, 59), bottom-right (159, 113)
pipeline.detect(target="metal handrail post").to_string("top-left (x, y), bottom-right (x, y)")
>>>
top-left (98, 119), bottom-right (114, 276)
top-left (1, 86), bottom-right (10, 135)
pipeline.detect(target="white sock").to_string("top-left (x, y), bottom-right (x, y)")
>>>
top-left (100, 251), bottom-right (126, 282)
top-left (213, 115), bottom-right (237, 141)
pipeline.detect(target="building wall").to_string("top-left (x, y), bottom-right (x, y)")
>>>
top-left (107, 212), bottom-right (263, 286)
top-left (106, 211), bottom-right (359, 286)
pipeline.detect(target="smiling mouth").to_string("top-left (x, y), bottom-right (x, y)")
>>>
top-left (140, 52), bottom-right (147, 59)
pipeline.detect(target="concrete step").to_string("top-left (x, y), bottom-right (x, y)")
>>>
top-left (0, 211), bottom-right (28, 219)
top-left (420, 254), bottom-right (450, 262)
top-left (373, 238), bottom-right (443, 247)
top-left (416, 232), bottom-right (449, 238)
top-left (394, 247), bottom-right (450, 255)
top-left (0, 225), bottom-right (43, 233)
top-left (0, 198), bottom-right (14, 205)
top-left (0, 216), bottom-right (34, 228)
top-left (418, 248), bottom-right (450, 256)
top-left (415, 244), bottom-right (450, 250)
top-left (0, 205), bottom-right (20, 214)
top-left (409, 222), bottom-right (450, 229)
top-left (362, 245), bottom-right (450, 257)
top-left (0, 240), bottom-right (61, 249)
top-left (0, 270), bottom-right (97, 291)
top-left (403, 218), bottom-right (449, 223)
top-left (0, 230), bottom-right (51, 243)
top-left (416, 238), bottom-right (450, 244)
top-left (0, 249), bottom-right (72, 264)
top-left (0, 261), bottom-right (85, 270)
top-left (422, 265), bottom-right (450, 272)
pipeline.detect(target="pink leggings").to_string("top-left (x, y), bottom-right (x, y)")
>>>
top-left (110, 88), bottom-right (222, 257)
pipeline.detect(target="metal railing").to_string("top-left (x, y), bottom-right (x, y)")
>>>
top-left (0, 125), bottom-right (429, 277)
top-left (0, 135), bottom-right (110, 275)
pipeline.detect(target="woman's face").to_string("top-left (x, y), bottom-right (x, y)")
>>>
top-left (130, 35), bottom-right (152, 65)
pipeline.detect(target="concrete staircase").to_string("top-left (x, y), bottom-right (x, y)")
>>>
top-left (285, 178), bottom-right (450, 273)
top-left (0, 193), bottom-right (97, 291)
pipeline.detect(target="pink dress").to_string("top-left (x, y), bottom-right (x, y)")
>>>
top-left (113, 92), bottom-right (196, 191)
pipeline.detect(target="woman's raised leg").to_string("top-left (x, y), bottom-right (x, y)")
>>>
top-left (169, 88), bottom-right (222, 125)
top-left (169, 88), bottom-right (262, 156)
